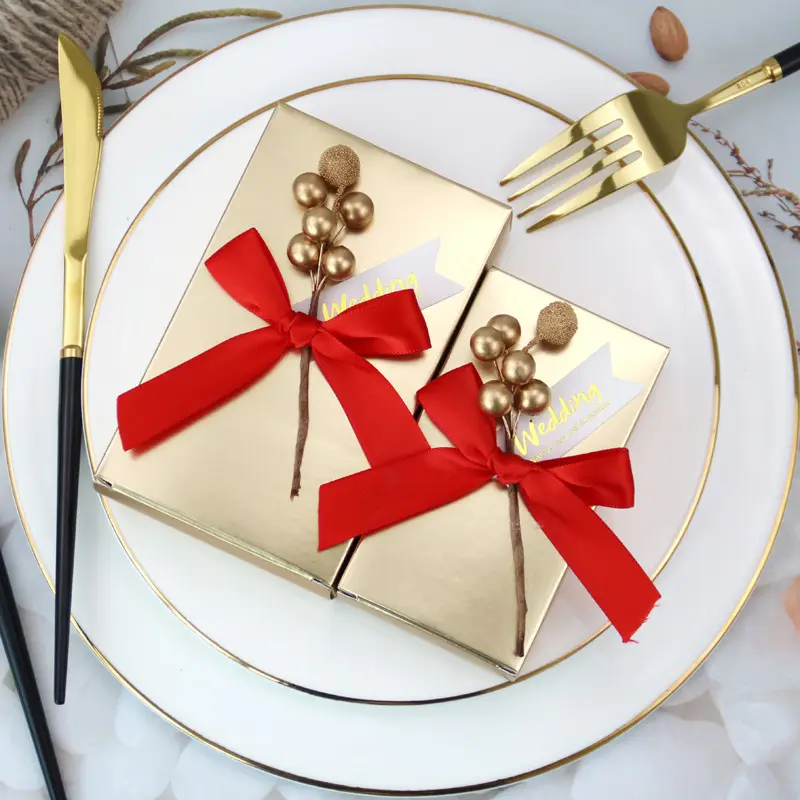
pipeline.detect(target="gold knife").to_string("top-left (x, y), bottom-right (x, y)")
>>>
top-left (54, 33), bottom-right (103, 705)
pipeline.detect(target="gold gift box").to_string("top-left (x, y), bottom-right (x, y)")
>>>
top-left (93, 104), bottom-right (511, 594)
top-left (337, 268), bottom-right (669, 675)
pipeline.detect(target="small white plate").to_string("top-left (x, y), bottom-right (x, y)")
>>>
top-left (83, 83), bottom-right (717, 704)
top-left (4, 8), bottom-right (796, 793)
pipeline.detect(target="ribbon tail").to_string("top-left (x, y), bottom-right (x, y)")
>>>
top-left (118, 327), bottom-right (286, 451)
top-left (520, 474), bottom-right (660, 642)
top-left (313, 332), bottom-right (430, 466)
top-left (319, 449), bottom-right (489, 550)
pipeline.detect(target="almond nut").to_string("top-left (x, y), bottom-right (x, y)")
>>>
top-left (650, 6), bottom-right (689, 62)
top-left (628, 71), bottom-right (670, 96)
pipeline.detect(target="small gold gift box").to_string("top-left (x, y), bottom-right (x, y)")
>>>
top-left (337, 268), bottom-right (669, 674)
top-left (93, 104), bottom-right (511, 594)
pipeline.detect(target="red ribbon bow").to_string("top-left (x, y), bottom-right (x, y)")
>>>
top-left (117, 228), bottom-right (431, 466)
top-left (320, 363), bottom-right (660, 642)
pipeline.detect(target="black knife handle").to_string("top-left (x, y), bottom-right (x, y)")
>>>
top-left (774, 41), bottom-right (800, 78)
top-left (0, 553), bottom-right (67, 800)
top-left (54, 355), bottom-right (83, 705)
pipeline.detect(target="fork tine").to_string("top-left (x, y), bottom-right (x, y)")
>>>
top-left (525, 156), bottom-right (651, 233)
top-left (517, 139), bottom-right (639, 218)
top-left (506, 128), bottom-right (627, 202)
top-left (499, 106), bottom-right (620, 186)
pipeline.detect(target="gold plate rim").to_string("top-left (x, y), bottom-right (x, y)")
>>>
top-left (2, 6), bottom-right (796, 793)
top-left (81, 74), bottom-right (720, 705)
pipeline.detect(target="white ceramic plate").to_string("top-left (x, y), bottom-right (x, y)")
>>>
top-left (82, 82), bottom-right (717, 704)
top-left (4, 8), bottom-right (796, 792)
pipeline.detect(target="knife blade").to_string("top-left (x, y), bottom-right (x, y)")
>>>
top-left (54, 33), bottom-right (103, 705)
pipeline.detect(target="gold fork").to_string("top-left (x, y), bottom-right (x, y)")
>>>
top-left (501, 42), bottom-right (800, 232)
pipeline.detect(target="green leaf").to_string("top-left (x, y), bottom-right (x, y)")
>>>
top-left (14, 139), bottom-right (30, 189)
top-left (105, 60), bottom-right (176, 90)
top-left (131, 8), bottom-right (281, 55)
top-left (125, 49), bottom-right (204, 71)
top-left (103, 101), bottom-right (133, 117)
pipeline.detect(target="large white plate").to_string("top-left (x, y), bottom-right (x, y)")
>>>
top-left (3, 8), bottom-right (796, 792)
top-left (82, 81), bottom-right (717, 704)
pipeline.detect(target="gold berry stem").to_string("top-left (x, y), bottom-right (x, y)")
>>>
top-left (290, 254), bottom-right (326, 499)
top-left (504, 423), bottom-right (527, 657)
top-left (523, 335), bottom-right (540, 353)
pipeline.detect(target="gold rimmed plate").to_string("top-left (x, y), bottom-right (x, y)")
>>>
top-left (3, 7), bottom-right (796, 793)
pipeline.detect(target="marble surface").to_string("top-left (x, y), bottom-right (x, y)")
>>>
top-left (1, 1), bottom-right (799, 797)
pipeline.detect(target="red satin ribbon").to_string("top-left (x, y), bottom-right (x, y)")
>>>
top-left (117, 228), bottom-right (431, 466)
top-left (319, 363), bottom-right (660, 642)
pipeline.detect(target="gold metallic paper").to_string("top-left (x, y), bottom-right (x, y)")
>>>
top-left (93, 104), bottom-right (511, 594)
top-left (338, 268), bottom-right (669, 674)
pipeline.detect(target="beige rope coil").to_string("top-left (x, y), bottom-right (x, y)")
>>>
top-left (0, 0), bottom-right (122, 122)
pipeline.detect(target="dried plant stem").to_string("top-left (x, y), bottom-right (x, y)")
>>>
top-left (14, 9), bottom-right (281, 245)
top-left (291, 276), bottom-right (323, 499)
top-left (504, 424), bottom-right (527, 657)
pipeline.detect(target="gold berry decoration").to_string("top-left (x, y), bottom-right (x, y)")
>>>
top-left (292, 172), bottom-right (328, 208)
top-left (479, 381), bottom-right (514, 417)
top-left (287, 233), bottom-right (320, 272)
top-left (319, 145), bottom-right (360, 193)
top-left (339, 191), bottom-right (375, 230)
top-left (515, 379), bottom-right (551, 415)
top-left (467, 300), bottom-right (578, 659)
top-left (287, 145), bottom-right (375, 499)
top-left (470, 326), bottom-right (506, 362)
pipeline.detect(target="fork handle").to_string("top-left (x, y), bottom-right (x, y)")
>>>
top-left (775, 41), bottom-right (800, 77)
top-left (689, 46), bottom-right (796, 115)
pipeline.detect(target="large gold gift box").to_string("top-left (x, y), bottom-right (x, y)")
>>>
top-left (93, 104), bottom-right (511, 594)
top-left (337, 268), bottom-right (669, 675)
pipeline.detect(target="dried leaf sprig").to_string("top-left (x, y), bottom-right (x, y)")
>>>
top-left (690, 120), bottom-right (800, 243)
top-left (287, 146), bottom-right (375, 498)
top-left (13, 8), bottom-right (281, 246)
top-left (470, 303), bottom-right (578, 656)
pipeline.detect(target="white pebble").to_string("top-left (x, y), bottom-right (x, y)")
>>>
top-left (278, 780), bottom-right (363, 800)
top-left (706, 586), bottom-right (800, 693)
top-left (171, 740), bottom-right (275, 800)
top-left (0, 684), bottom-right (44, 791)
top-left (72, 733), bottom-right (183, 800)
top-left (773, 745), bottom-right (800, 796)
top-left (0, 406), bottom-right (19, 527)
top-left (278, 781), bottom-right (350, 800)
top-left (493, 768), bottom-right (574, 799)
top-left (18, 611), bottom-right (120, 755)
top-left (1, 524), bottom-right (54, 622)
top-left (760, 519), bottom-right (800, 586)
top-left (714, 687), bottom-right (799, 765)
top-left (572, 712), bottom-right (739, 800)
top-left (662, 667), bottom-right (715, 708)
top-left (114, 688), bottom-right (180, 750)
top-left (0, 784), bottom-right (49, 799)
top-left (727, 764), bottom-right (786, 800)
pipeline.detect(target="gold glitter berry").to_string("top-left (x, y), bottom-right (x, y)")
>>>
top-left (536, 301), bottom-right (578, 347)
top-left (318, 145), bottom-right (360, 191)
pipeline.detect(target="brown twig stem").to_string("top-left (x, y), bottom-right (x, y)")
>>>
top-left (290, 277), bottom-right (323, 498)
top-left (504, 423), bottom-right (527, 657)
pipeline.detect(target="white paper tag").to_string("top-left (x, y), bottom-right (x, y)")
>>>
top-left (512, 343), bottom-right (644, 463)
top-left (292, 239), bottom-right (463, 320)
